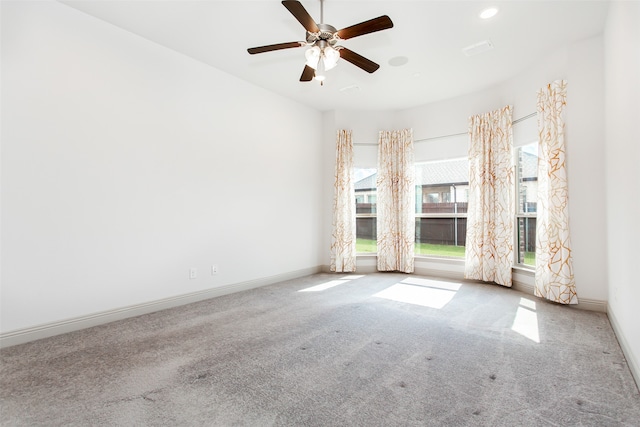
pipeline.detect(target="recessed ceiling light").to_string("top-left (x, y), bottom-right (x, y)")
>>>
top-left (479, 7), bottom-right (499, 19)
top-left (388, 56), bottom-right (409, 67)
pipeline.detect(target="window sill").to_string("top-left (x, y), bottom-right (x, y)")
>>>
top-left (512, 265), bottom-right (535, 275)
top-left (357, 254), bottom-right (534, 272)
top-left (415, 255), bottom-right (464, 265)
top-left (355, 253), bottom-right (377, 258)
top-left (357, 253), bottom-right (465, 262)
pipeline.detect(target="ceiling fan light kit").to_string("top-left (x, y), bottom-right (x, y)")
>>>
top-left (305, 42), bottom-right (339, 71)
top-left (247, 0), bottom-right (393, 85)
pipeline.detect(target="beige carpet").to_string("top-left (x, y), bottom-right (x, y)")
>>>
top-left (1, 272), bottom-right (639, 426)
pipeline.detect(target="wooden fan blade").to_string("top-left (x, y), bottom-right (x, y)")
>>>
top-left (247, 41), bottom-right (304, 55)
top-left (339, 48), bottom-right (380, 73)
top-left (282, 1), bottom-right (320, 33)
top-left (300, 65), bottom-right (315, 82)
top-left (337, 15), bottom-right (393, 40)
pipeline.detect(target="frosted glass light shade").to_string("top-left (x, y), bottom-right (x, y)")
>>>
top-left (323, 46), bottom-right (340, 70)
top-left (305, 46), bottom-right (321, 69)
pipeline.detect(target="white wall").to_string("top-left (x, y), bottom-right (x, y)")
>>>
top-left (564, 36), bottom-right (607, 303)
top-left (333, 110), bottom-right (399, 145)
top-left (1, 0), bottom-right (324, 334)
top-left (321, 110), bottom-right (337, 266)
top-left (604, 0), bottom-right (640, 385)
top-left (393, 45), bottom-right (566, 142)
top-left (322, 36), bottom-right (608, 303)
top-left (403, 37), bottom-right (608, 304)
top-left (2, 0), bottom-right (622, 347)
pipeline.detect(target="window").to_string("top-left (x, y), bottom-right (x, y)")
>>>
top-left (415, 158), bottom-right (468, 258)
top-left (351, 117), bottom-right (538, 266)
top-left (516, 143), bottom-right (538, 267)
top-left (353, 131), bottom-right (469, 258)
top-left (354, 167), bottom-right (377, 253)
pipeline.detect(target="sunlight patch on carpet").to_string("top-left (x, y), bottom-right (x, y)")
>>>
top-left (511, 298), bottom-right (540, 343)
top-left (298, 275), bottom-right (366, 292)
top-left (401, 277), bottom-right (462, 291)
top-left (373, 283), bottom-right (457, 309)
top-left (298, 280), bottom-right (350, 292)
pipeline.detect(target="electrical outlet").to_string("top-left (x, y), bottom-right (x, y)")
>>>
top-left (189, 268), bottom-right (197, 279)
top-left (211, 265), bottom-right (218, 275)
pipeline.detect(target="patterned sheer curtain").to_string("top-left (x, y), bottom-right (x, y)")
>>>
top-left (376, 129), bottom-right (415, 273)
top-left (535, 80), bottom-right (578, 304)
top-left (330, 130), bottom-right (356, 272)
top-left (465, 105), bottom-right (515, 287)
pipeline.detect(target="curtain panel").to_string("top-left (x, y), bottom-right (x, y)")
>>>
top-left (376, 129), bottom-right (415, 273)
top-left (330, 130), bottom-right (357, 272)
top-left (535, 80), bottom-right (578, 304)
top-left (465, 105), bottom-right (515, 287)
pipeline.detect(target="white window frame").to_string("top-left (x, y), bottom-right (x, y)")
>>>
top-left (514, 143), bottom-right (538, 269)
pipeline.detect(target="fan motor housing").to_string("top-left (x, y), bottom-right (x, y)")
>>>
top-left (306, 23), bottom-right (339, 45)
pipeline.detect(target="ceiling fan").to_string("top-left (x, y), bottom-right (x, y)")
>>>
top-left (247, 0), bottom-right (393, 84)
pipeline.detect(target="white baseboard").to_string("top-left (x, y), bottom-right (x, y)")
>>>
top-left (0, 266), bottom-right (322, 348)
top-left (607, 303), bottom-right (640, 391)
top-left (324, 263), bottom-right (465, 281)
top-left (512, 280), bottom-right (608, 313)
top-left (334, 255), bottom-right (608, 313)
top-left (512, 280), bottom-right (535, 295)
top-left (568, 297), bottom-right (608, 313)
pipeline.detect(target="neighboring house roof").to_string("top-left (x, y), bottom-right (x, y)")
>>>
top-left (415, 158), bottom-right (469, 186)
top-left (354, 151), bottom-right (537, 190)
top-left (354, 173), bottom-right (378, 190)
top-left (355, 158), bottom-right (469, 190)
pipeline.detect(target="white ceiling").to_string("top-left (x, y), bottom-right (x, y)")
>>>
top-left (59, 0), bottom-right (609, 112)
